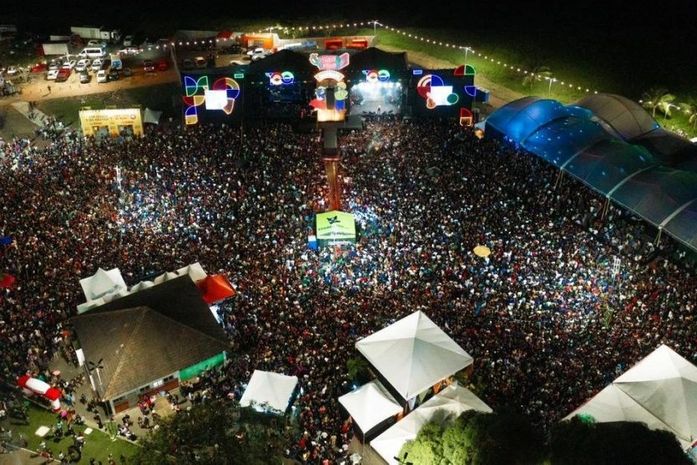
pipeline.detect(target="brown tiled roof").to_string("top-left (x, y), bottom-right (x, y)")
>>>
top-left (71, 276), bottom-right (229, 399)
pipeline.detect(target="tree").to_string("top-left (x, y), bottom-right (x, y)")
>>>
top-left (346, 356), bottom-right (371, 384)
top-left (130, 400), bottom-right (294, 465)
top-left (551, 417), bottom-right (691, 465)
top-left (522, 65), bottom-right (553, 90)
top-left (641, 88), bottom-right (676, 118)
top-left (399, 410), bottom-right (545, 465)
top-left (680, 100), bottom-right (697, 129)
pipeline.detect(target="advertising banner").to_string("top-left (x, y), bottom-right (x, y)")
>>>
top-left (79, 108), bottom-right (144, 137)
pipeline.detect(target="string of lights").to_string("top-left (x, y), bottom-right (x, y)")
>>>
top-left (140, 19), bottom-right (597, 96)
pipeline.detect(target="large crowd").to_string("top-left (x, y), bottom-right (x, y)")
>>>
top-left (1, 116), bottom-right (697, 464)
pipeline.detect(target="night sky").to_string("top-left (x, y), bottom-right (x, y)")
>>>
top-left (5, 0), bottom-right (697, 93)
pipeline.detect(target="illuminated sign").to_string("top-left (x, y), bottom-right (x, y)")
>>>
top-left (79, 108), bottom-right (144, 137)
top-left (266, 71), bottom-right (295, 86)
top-left (309, 52), bottom-right (350, 71)
top-left (314, 70), bottom-right (345, 82)
top-left (183, 75), bottom-right (240, 125)
top-left (417, 74), bottom-right (459, 109)
top-left (412, 69), bottom-right (423, 76)
top-left (362, 69), bottom-right (391, 83)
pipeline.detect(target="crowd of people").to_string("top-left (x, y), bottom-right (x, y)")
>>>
top-left (1, 116), bottom-right (697, 463)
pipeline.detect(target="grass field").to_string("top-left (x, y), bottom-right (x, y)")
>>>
top-left (37, 83), bottom-right (181, 128)
top-left (1, 404), bottom-right (139, 464)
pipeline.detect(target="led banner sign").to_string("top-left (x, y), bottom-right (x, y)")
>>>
top-left (309, 52), bottom-right (350, 71)
top-left (363, 69), bottom-right (390, 83)
top-left (183, 75), bottom-right (241, 125)
top-left (266, 71), bottom-right (295, 86)
top-left (314, 70), bottom-right (345, 82)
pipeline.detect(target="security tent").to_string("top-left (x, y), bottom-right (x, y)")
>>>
top-left (239, 370), bottom-right (299, 414)
top-left (338, 380), bottom-right (403, 441)
top-left (565, 345), bottom-right (697, 449)
top-left (356, 311), bottom-right (473, 402)
top-left (371, 383), bottom-right (492, 465)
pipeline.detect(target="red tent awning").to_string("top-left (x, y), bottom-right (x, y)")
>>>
top-left (197, 274), bottom-right (236, 304)
top-left (0, 273), bottom-right (16, 289)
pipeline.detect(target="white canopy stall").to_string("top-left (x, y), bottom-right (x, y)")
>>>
top-left (355, 311), bottom-right (473, 402)
top-left (339, 380), bottom-right (403, 440)
top-left (239, 370), bottom-right (299, 414)
top-left (371, 383), bottom-right (492, 465)
top-left (565, 344), bottom-right (697, 449)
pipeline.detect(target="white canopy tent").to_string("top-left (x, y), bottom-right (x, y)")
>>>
top-left (371, 383), bottom-right (492, 465)
top-left (176, 262), bottom-right (207, 282)
top-left (79, 267), bottom-right (127, 302)
top-left (143, 107), bottom-right (163, 125)
top-left (565, 344), bottom-right (697, 449)
top-left (239, 370), bottom-right (299, 414)
top-left (338, 380), bottom-right (403, 435)
top-left (355, 311), bottom-right (473, 400)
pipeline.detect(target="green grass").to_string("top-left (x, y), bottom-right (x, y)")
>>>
top-left (1, 404), bottom-right (139, 464)
top-left (37, 83), bottom-right (181, 128)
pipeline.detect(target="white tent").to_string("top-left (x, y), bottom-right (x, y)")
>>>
top-left (129, 280), bottom-right (155, 292)
top-left (176, 262), bottom-right (207, 282)
top-left (355, 311), bottom-right (473, 400)
top-left (79, 267), bottom-right (127, 302)
top-left (239, 370), bottom-right (298, 413)
top-left (143, 107), bottom-right (163, 125)
top-left (154, 271), bottom-right (180, 285)
top-left (565, 345), bottom-right (697, 448)
top-left (338, 380), bottom-right (403, 435)
top-left (371, 383), bottom-right (492, 465)
top-left (76, 298), bottom-right (105, 315)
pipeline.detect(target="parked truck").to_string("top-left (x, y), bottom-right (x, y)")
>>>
top-left (71, 26), bottom-right (122, 43)
top-left (42, 42), bottom-right (70, 56)
top-left (109, 53), bottom-right (122, 71)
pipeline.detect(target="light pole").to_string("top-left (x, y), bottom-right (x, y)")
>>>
top-left (373, 20), bottom-right (377, 35)
top-left (464, 46), bottom-right (471, 68)
top-left (547, 77), bottom-right (557, 96)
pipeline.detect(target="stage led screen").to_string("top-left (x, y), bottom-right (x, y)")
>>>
top-left (182, 73), bottom-right (244, 125)
top-left (409, 65), bottom-right (476, 117)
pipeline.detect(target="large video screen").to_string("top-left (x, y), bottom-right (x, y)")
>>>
top-left (182, 73), bottom-right (244, 125)
top-left (408, 66), bottom-right (475, 117)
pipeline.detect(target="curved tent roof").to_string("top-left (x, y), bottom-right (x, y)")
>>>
top-left (576, 93), bottom-right (659, 141)
top-left (338, 380), bottom-right (403, 434)
top-left (610, 167), bottom-right (697, 227)
top-left (239, 370), bottom-right (298, 413)
top-left (485, 96), bottom-right (697, 253)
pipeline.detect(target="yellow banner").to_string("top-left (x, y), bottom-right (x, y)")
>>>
top-left (79, 108), bottom-right (144, 137)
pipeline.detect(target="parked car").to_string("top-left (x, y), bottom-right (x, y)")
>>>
top-left (194, 56), bottom-right (207, 68)
top-left (107, 69), bottom-right (120, 81)
top-left (122, 35), bottom-right (135, 47)
top-left (156, 59), bottom-right (168, 71)
top-left (55, 67), bottom-right (71, 82)
top-left (45, 69), bottom-right (59, 80)
top-left (31, 63), bottom-right (48, 73)
top-left (91, 59), bottom-right (102, 72)
top-left (87, 39), bottom-right (106, 48)
top-left (75, 59), bottom-right (90, 72)
top-left (100, 59), bottom-right (111, 71)
top-left (61, 59), bottom-right (76, 70)
top-left (6, 66), bottom-right (18, 75)
top-left (48, 59), bottom-right (63, 71)
top-left (247, 47), bottom-right (268, 61)
top-left (122, 67), bottom-right (133, 77)
top-left (143, 59), bottom-right (155, 72)
top-left (79, 72), bottom-right (91, 84)
top-left (118, 47), bottom-right (140, 56)
top-left (96, 70), bottom-right (107, 83)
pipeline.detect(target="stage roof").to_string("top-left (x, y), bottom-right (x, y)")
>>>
top-left (247, 49), bottom-right (316, 77)
top-left (485, 95), bottom-right (697, 252)
top-left (346, 47), bottom-right (408, 78)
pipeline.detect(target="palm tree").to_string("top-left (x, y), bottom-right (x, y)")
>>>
top-left (680, 100), bottom-right (697, 129)
top-left (522, 65), bottom-right (553, 90)
top-left (641, 88), bottom-right (676, 118)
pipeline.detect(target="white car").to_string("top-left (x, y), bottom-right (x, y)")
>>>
top-left (96, 70), bottom-right (108, 83)
top-left (6, 65), bottom-right (18, 75)
top-left (46, 69), bottom-right (59, 80)
top-left (247, 47), bottom-right (268, 61)
top-left (123, 35), bottom-right (134, 47)
top-left (62, 59), bottom-right (77, 70)
top-left (75, 59), bottom-right (91, 72)
top-left (118, 47), bottom-right (140, 56)
top-left (87, 39), bottom-right (106, 48)
top-left (91, 59), bottom-right (102, 72)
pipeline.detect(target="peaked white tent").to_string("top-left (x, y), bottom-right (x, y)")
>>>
top-left (565, 345), bottom-right (697, 448)
top-left (239, 370), bottom-right (299, 414)
top-left (371, 383), bottom-right (492, 465)
top-left (339, 380), bottom-right (403, 436)
top-left (129, 280), bottom-right (155, 292)
top-left (355, 311), bottom-right (473, 400)
top-left (143, 107), bottom-right (163, 125)
top-left (79, 268), bottom-right (127, 302)
top-left (176, 262), bottom-right (207, 282)
top-left (154, 271), bottom-right (180, 285)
